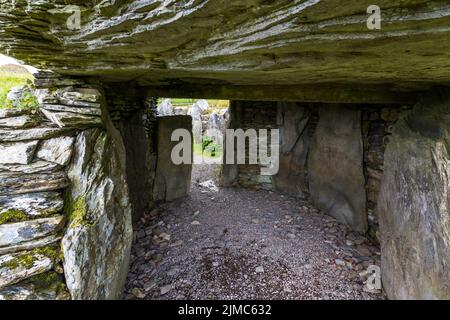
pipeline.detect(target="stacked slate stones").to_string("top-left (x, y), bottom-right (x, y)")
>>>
top-left (0, 71), bottom-right (102, 300)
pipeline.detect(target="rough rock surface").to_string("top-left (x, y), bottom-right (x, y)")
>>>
top-left (378, 89), bottom-right (450, 300)
top-left (0, 141), bottom-right (39, 165)
top-left (0, 109), bottom-right (27, 119)
top-left (62, 126), bottom-right (133, 300)
top-left (0, 116), bottom-right (38, 129)
top-left (0, 127), bottom-right (74, 142)
top-left (153, 116), bottom-right (192, 202)
top-left (1, 1), bottom-right (450, 99)
top-left (0, 235), bottom-right (61, 256)
top-left (0, 192), bottom-right (63, 219)
top-left (0, 216), bottom-right (64, 248)
top-left (0, 161), bottom-right (61, 175)
top-left (0, 171), bottom-right (69, 195)
top-left (0, 251), bottom-right (54, 289)
top-left (36, 136), bottom-right (75, 166)
top-left (273, 103), bottom-right (310, 197)
top-left (41, 109), bottom-right (102, 128)
top-left (0, 282), bottom-right (61, 300)
top-left (308, 105), bottom-right (367, 233)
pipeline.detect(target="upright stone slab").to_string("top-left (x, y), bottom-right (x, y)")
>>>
top-left (273, 102), bottom-right (310, 197)
top-left (308, 105), bottom-right (367, 232)
top-left (62, 124), bottom-right (133, 300)
top-left (117, 110), bottom-right (155, 225)
top-left (378, 88), bottom-right (450, 299)
top-left (153, 116), bottom-right (192, 202)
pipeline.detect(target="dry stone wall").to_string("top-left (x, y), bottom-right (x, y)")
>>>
top-left (0, 72), bottom-right (133, 300)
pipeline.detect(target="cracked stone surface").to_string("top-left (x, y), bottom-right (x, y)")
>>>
top-left (124, 164), bottom-right (384, 300)
top-left (1, 1), bottom-right (450, 98)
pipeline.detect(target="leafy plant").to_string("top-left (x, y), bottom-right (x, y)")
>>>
top-left (0, 70), bottom-right (35, 110)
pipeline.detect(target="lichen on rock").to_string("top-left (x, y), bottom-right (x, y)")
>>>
top-left (62, 121), bottom-right (133, 299)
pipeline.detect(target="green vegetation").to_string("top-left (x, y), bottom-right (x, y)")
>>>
top-left (194, 136), bottom-right (223, 159)
top-left (158, 98), bottom-right (229, 113)
top-left (65, 196), bottom-right (90, 228)
top-left (0, 246), bottom-right (58, 270)
top-left (0, 209), bottom-right (29, 225)
top-left (0, 70), bottom-right (36, 110)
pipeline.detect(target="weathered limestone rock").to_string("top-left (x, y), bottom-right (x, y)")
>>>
top-left (0, 249), bottom-right (54, 289)
top-left (0, 141), bottom-right (39, 165)
top-left (2, 2), bottom-right (450, 102)
top-left (36, 136), bottom-right (75, 166)
top-left (0, 235), bottom-right (61, 256)
top-left (273, 103), bottom-right (310, 197)
top-left (0, 216), bottom-right (64, 248)
top-left (41, 109), bottom-right (102, 128)
top-left (157, 99), bottom-right (173, 116)
top-left (0, 127), bottom-right (74, 142)
top-left (0, 281), bottom-right (64, 300)
top-left (60, 88), bottom-right (101, 103)
top-left (308, 105), bottom-right (367, 233)
top-left (35, 87), bottom-right (101, 106)
top-left (0, 193), bottom-right (63, 221)
top-left (117, 110), bottom-right (155, 224)
top-left (0, 160), bottom-right (61, 175)
top-left (378, 88), bottom-right (450, 300)
top-left (0, 115), bottom-right (38, 129)
top-left (188, 101), bottom-right (208, 144)
top-left (41, 104), bottom-right (102, 116)
top-left (62, 125), bottom-right (133, 300)
top-left (0, 109), bottom-right (27, 119)
top-left (0, 171), bottom-right (68, 195)
top-left (153, 116), bottom-right (192, 202)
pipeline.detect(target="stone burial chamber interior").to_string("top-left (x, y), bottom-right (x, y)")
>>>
top-left (0, 0), bottom-right (449, 300)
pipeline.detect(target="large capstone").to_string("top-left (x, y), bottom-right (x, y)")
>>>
top-left (308, 105), bottom-right (367, 233)
top-left (378, 88), bottom-right (450, 300)
top-left (62, 125), bottom-right (133, 300)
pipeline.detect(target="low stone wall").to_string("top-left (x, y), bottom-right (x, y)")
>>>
top-left (0, 72), bottom-right (133, 300)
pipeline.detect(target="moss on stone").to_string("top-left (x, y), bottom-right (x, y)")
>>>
top-left (25, 271), bottom-right (68, 297)
top-left (64, 195), bottom-right (90, 228)
top-left (0, 209), bottom-right (29, 224)
top-left (27, 271), bottom-right (60, 288)
top-left (34, 246), bottom-right (60, 264)
top-left (0, 246), bottom-right (60, 271)
top-left (1, 252), bottom-right (38, 270)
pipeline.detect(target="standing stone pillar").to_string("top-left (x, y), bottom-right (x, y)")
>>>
top-left (153, 116), bottom-right (192, 202)
top-left (308, 105), bottom-right (368, 233)
top-left (378, 88), bottom-right (450, 299)
top-left (272, 102), bottom-right (311, 197)
top-left (221, 101), bottom-right (241, 186)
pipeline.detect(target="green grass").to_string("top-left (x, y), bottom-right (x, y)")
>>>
top-left (193, 142), bottom-right (223, 159)
top-left (0, 70), bottom-right (33, 109)
top-left (158, 98), bottom-right (229, 111)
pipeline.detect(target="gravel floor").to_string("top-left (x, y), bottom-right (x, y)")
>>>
top-left (124, 164), bottom-right (384, 300)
